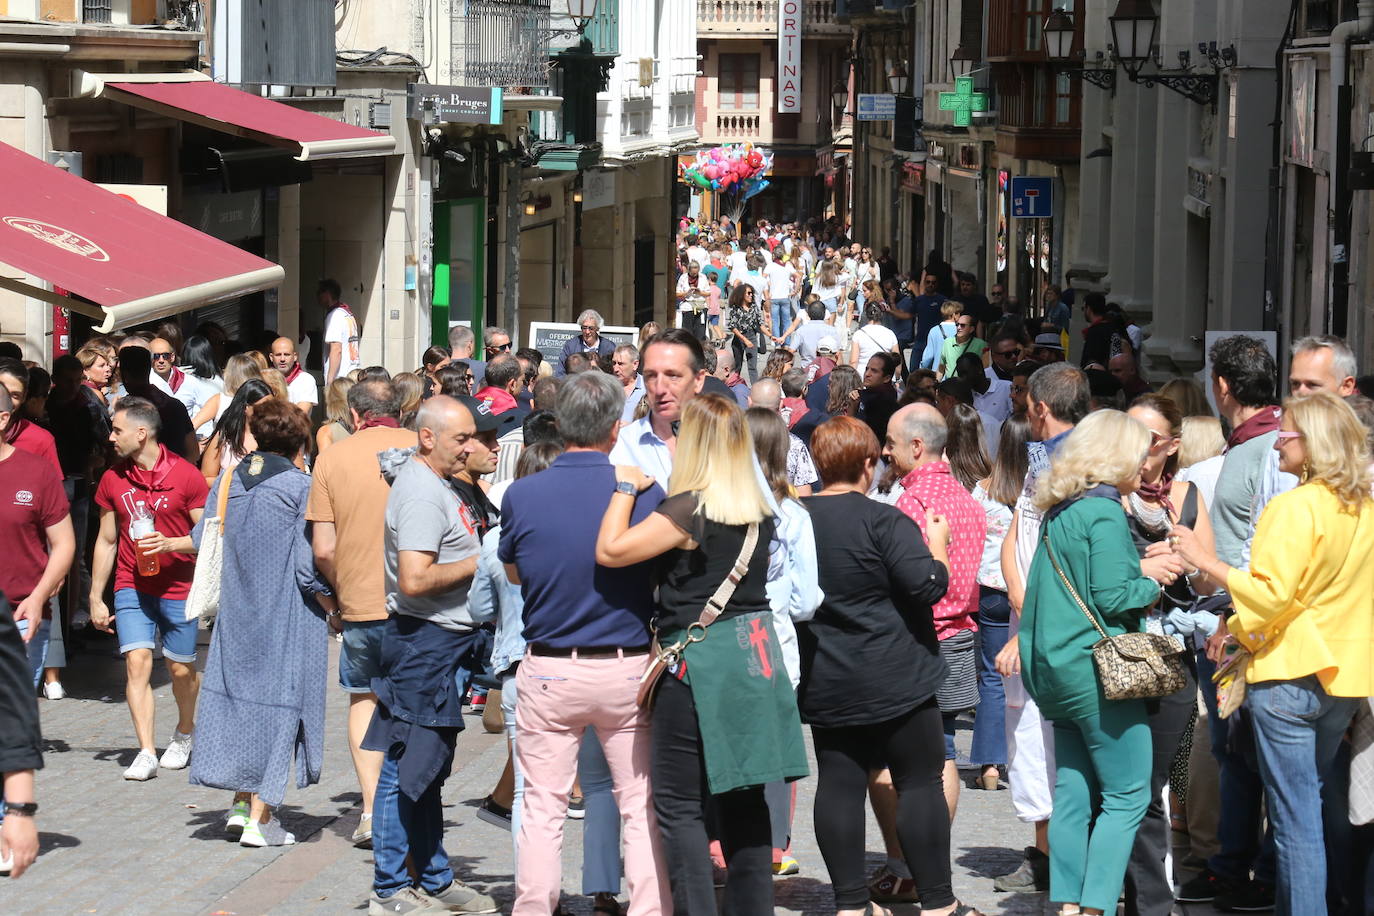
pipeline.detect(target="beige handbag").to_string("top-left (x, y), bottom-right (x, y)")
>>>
top-left (185, 470), bottom-right (234, 624)
top-left (1042, 533), bottom-right (1188, 701)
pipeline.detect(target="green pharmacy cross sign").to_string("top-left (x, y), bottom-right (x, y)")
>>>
top-left (938, 77), bottom-right (988, 128)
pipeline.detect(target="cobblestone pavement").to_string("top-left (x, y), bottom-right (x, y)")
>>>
top-left (0, 631), bottom-right (1224, 915)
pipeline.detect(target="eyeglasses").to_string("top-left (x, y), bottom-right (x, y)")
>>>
top-left (1275, 431), bottom-right (1304, 443)
top-left (1148, 429), bottom-right (1175, 449)
top-left (151, 351), bottom-right (175, 361)
top-left (580, 324), bottom-right (598, 331)
top-left (956, 322), bottom-right (974, 329)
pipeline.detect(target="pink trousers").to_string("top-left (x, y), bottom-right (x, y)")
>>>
top-left (512, 649), bottom-right (671, 915)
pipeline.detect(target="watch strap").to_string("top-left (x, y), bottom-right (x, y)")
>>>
top-left (3, 801), bottom-right (37, 816)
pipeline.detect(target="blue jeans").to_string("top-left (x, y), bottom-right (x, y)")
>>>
top-left (501, 670), bottom-right (624, 895)
top-left (372, 747), bottom-right (453, 898)
top-left (969, 588), bottom-right (1010, 767)
top-left (769, 298), bottom-right (793, 339)
top-left (15, 617), bottom-right (51, 690)
top-left (1198, 649), bottom-right (1276, 885)
top-left (1247, 675), bottom-right (1359, 916)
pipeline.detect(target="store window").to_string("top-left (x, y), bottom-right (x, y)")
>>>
top-left (718, 53), bottom-right (760, 110)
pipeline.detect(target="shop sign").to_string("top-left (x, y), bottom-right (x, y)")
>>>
top-left (582, 170), bottom-right (616, 211)
top-left (856, 94), bottom-right (896, 121)
top-left (408, 84), bottom-right (504, 126)
top-left (1187, 166), bottom-right (1211, 205)
top-left (900, 162), bottom-right (924, 194)
top-left (777, 0), bottom-right (802, 112)
top-left (182, 190), bottom-right (264, 242)
top-left (528, 322), bottom-right (637, 366)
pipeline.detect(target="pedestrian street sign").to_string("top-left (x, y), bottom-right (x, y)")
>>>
top-left (856, 94), bottom-right (897, 121)
top-left (1011, 176), bottom-right (1054, 219)
top-left (937, 77), bottom-right (988, 128)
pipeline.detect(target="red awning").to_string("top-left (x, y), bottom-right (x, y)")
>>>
top-left (80, 72), bottom-right (396, 161)
top-left (0, 142), bottom-right (284, 333)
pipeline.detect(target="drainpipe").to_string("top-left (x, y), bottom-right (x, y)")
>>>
top-left (1328, 0), bottom-right (1374, 336)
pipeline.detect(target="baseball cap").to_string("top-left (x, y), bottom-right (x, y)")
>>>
top-left (817, 336), bottom-right (838, 353)
top-left (456, 395), bottom-right (504, 433)
top-left (1033, 333), bottom-right (1065, 351)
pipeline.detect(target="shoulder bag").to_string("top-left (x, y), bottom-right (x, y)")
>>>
top-left (185, 470), bottom-right (234, 625)
top-left (1042, 532), bottom-right (1187, 700)
top-left (636, 522), bottom-right (759, 709)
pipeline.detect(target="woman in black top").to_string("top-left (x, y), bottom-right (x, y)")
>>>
top-left (801, 416), bottom-right (984, 916)
top-left (597, 394), bottom-right (806, 915)
top-left (1120, 394), bottom-right (1221, 916)
top-left (727, 283), bottom-right (767, 383)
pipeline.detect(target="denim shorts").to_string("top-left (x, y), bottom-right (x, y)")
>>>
top-left (339, 618), bottom-right (388, 693)
top-left (113, 589), bottom-right (197, 663)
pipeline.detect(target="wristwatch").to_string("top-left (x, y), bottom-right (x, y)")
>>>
top-left (614, 480), bottom-right (638, 497)
top-left (3, 801), bottom-right (37, 817)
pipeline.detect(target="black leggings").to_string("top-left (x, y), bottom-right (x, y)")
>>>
top-left (652, 674), bottom-right (773, 915)
top-left (812, 697), bottom-right (955, 910)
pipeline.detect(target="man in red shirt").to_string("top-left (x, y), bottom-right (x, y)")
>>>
top-left (0, 359), bottom-right (60, 474)
top-left (0, 385), bottom-right (74, 688)
top-left (91, 397), bottom-right (208, 782)
top-left (864, 402), bottom-right (987, 905)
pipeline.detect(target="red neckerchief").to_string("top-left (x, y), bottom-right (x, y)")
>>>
top-left (1136, 473), bottom-right (1177, 516)
top-left (781, 397), bottom-right (810, 430)
top-left (725, 371), bottom-right (745, 389)
top-left (3, 416), bottom-right (29, 445)
top-left (83, 379), bottom-right (102, 393)
top-left (165, 365), bottom-right (186, 393)
top-left (808, 356), bottom-right (836, 383)
top-left (357, 416), bottom-right (400, 431)
top-left (473, 385), bottom-right (517, 414)
top-left (284, 363), bottom-right (303, 385)
top-left (1225, 405), bottom-right (1282, 452)
top-left (125, 443), bottom-right (176, 493)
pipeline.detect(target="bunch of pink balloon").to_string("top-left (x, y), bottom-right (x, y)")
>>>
top-left (679, 143), bottom-right (773, 201)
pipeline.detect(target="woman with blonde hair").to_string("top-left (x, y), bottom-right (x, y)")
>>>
top-left (392, 372), bottom-right (425, 429)
top-left (260, 368), bottom-right (289, 402)
top-left (1021, 409), bottom-right (1175, 916)
top-left (193, 352), bottom-right (264, 431)
top-left (316, 377), bottom-right (355, 453)
top-left (1158, 378), bottom-right (1211, 418)
top-left (638, 321), bottom-right (663, 352)
top-left (1176, 415), bottom-right (1226, 507)
top-left (596, 394), bottom-right (805, 915)
top-left (1171, 391), bottom-right (1374, 916)
top-left (76, 344), bottom-right (115, 408)
top-left (921, 300), bottom-right (963, 372)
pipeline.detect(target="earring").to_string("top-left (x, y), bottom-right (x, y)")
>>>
top-left (1302, 459), bottom-right (1312, 482)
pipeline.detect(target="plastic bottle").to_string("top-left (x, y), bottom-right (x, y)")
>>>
top-left (130, 501), bottom-right (161, 577)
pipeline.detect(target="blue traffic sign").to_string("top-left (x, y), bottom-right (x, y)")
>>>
top-left (1011, 176), bottom-right (1054, 219)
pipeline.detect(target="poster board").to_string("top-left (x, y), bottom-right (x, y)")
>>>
top-left (527, 322), bottom-right (637, 368)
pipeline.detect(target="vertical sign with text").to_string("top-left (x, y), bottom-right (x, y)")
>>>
top-left (777, 0), bottom-right (802, 113)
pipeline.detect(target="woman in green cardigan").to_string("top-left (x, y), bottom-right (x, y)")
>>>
top-left (1019, 409), bottom-right (1173, 916)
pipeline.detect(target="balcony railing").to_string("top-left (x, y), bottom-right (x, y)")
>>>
top-left (714, 111), bottom-right (763, 139)
top-left (454, 0), bottom-right (552, 89)
top-left (697, 0), bottom-right (848, 36)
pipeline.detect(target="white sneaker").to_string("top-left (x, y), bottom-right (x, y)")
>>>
top-left (123, 749), bottom-right (159, 780)
top-left (240, 818), bottom-right (296, 847)
top-left (42, 681), bottom-right (65, 700)
top-left (159, 731), bottom-right (193, 770)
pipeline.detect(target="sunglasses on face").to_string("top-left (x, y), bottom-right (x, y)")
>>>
top-left (487, 342), bottom-right (512, 352)
top-left (994, 349), bottom-right (1018, 359)
top-left (151, 351), bottom-right (175, 360)
top-left (1148, 430), bottom-right (1175, 449)
top-left (957, 321), bottom-right (974, 329)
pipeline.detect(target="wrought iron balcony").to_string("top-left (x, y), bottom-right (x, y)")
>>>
top-left (454, 0), bottom-right (553, 89)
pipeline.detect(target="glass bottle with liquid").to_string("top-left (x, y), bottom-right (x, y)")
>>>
top-left (129, 501), bottom-right (161, 577)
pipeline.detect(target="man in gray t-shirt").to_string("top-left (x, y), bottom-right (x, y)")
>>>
top-left (384, 456), bottom-right (481, 629)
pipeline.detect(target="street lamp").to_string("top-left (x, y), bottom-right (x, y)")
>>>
top-left (1108, 0), bottom-right (1158, 81)
top-left (888, 63), bottom-right (908, 95)
top-left (565, 0), bottom-right (598, 32)
top-left (1041, 8), bottom-right (1076, 62)
top-left (832, 81), bottom-right (848, 112)
top-left (950, 43), bottom-right (979, 80)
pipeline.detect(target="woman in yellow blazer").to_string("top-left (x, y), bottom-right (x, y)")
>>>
top-left (1171, 390), bottom-right (1374, 916)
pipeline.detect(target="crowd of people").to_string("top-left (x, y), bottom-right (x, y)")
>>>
top-left (0, 228), bottom-right (1372, 916)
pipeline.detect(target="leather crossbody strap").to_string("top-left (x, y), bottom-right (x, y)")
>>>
top-left (1041, 532), bottom-right (1111, 642)
top-left (214, 468), bottom-right (233, 524)
top-left (696, 522), bottom-right (759, 628)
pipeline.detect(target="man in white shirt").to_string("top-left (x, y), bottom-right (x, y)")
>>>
top-left (684, 233), bottom-right (709, 272)
top-left (270, 337), bottom-right (319, 414)
top-left (726, 246), bottom-right (751, 286)
top-left (675, 263), bottom-right (712, 341)
top-left (147, 337), bottom-right (213, 421)
top-left (764, 249), bottom-right (798, 339)
top-left (320, 279), bottom-right (361, 383)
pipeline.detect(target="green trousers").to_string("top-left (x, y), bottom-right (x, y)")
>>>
top-left (1048, 699), bottom-right (1152, 912)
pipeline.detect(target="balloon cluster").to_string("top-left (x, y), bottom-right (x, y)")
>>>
top-left (679, 143), bottom-right (773, 201)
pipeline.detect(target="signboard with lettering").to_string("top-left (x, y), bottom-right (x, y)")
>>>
top-left (777, 0), bottom-right (802, 113)
top-left (856, 94), bottom-right (896, 121)
top-left (407, 84), bottom-right (504, 125)
top-left (527, 322), bottom-right (638, 368)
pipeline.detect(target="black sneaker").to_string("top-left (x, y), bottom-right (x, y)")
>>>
top-left (992, 846), bottom-right (1049, 892)
top-left (1215, 880), bottom-right (1275, 912)
top-left (475, 795), bottom-right (512, 831)
top-left (1176, 869), bottom-right (1219, 903)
